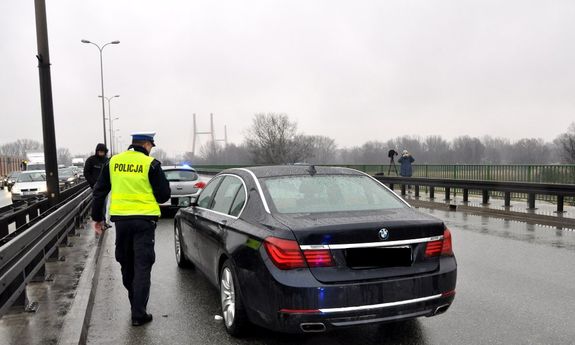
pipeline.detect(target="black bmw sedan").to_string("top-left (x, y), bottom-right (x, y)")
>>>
top-left (174, 165), bottom-right (456, 335)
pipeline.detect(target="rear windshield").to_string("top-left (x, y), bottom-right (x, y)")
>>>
top-left (59, 168), bottom-right (75, 177)
top-left (18, 172), bottom-right (46, 182)
top-left (164, 169), bottom-right (198, 182)
top-left (262, 175), bottom-right (407, 214)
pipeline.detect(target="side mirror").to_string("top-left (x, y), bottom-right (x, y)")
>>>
top-left (190, 196), bottom-right (198, 207)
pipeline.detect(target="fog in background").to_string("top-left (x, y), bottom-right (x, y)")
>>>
top-left (1, 0), bottom-right (575, 156)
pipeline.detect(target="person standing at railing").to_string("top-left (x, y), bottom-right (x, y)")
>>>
top-left (91, 132), bottom-right (170, 327)
top-left (398, 150), bottom-right (415, 191)
top-left (85, 143), bottom-right (111, 228)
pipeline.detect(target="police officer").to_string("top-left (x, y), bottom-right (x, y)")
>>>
top-left (91, 132), bottom-right (170, 326)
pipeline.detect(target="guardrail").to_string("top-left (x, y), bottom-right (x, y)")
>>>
top-left (373, 175), bottom-right (575, 213)
top-left (0, 183), bottom-right (91, 316)
top-left (0, 182), bottom-right (88, 238)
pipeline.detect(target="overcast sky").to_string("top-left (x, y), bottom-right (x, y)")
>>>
top-left (1, 0), bottom-right (574, 156)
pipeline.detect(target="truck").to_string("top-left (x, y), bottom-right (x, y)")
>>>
top-left (71, 157), bottom-right (85, 169)
top-left (26, 151), bottom-right (45, 171)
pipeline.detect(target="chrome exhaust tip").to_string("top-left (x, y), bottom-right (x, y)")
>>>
top-left (434, 304), bottom-right (450, 315)
top-left (300, 323), bottom-right (326, 333)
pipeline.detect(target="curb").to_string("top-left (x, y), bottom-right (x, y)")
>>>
top-left (57, 230), bottom-right (108, 345)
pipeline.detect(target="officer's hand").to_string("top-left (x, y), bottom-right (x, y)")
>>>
top-left (93, 221), bottom-right (106, 235)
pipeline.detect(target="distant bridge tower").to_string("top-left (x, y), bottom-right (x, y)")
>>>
top-left (215, 125), bottom-right (228, 146)
top-left (191, 113), bottom-right (228, 156)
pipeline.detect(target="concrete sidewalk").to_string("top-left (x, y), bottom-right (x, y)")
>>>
top-left (0, 225), bottom-right (97, 345)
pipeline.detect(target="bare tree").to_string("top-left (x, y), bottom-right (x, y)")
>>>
top-left (555, 123), bottom-right (575, 163)
top-left (508, 138), bottom-right (550, 164)
top-left (152, 148), bottom-right (174, 165)
top-left (0, 139), bottom-right (43, 157)
top-left (451, 136), bottom-right (485, 163)
top-left (424, 136), bottom-right (451, 164)
top-left (305, 135), bottom-right (337, 164)
top-left (245, 113), bottom-right (312, 164)
top-left (57, 148), bottom-right (72, 166)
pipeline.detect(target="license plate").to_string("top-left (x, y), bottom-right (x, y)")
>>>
top-left (345, 246), bottom-right (413, 269)
top-left (23, 191), bottom-right (35, 196)
top-left (178, 197), bottom-right (191, 207)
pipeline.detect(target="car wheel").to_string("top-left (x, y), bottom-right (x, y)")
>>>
top-left (174, 224), bottom-right (193, 268)
top-left (220, 260), bottom-right (250, 336)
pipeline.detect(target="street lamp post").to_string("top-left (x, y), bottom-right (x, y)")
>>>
top-left (116, 135), bottom-right (123, 154)
top-left (111, 118), bottom-right (120, 154)
top-left (81, 39), bottom-right (120, 148)
top-left (99, 95), bottom-right (120, 153)
top-left (114, 130), bottom-right (121, 154)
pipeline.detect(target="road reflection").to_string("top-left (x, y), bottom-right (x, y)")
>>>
top-left (422, 207), bottom-right (575, 251)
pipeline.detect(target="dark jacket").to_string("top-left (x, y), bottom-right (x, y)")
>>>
top-left (91, 145), bottom-right (171, 222)
top-left (84, 143), bottom-right (109, 188)
top-left (398, 154), bottom-right (415, 177)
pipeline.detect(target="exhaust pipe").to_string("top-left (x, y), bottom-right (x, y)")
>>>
top-left (300, 323), bottom-right (326, 333)
top-left (434, 304), bottom-right (450, 315)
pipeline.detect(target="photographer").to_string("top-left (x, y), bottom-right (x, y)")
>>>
top-left (398, 150), bottom-right (415, 191)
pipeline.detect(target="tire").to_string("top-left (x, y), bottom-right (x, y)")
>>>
top-left (174, 223), bottom-right (193, 268)
top-left (220, 259), bottom-right (250, 336)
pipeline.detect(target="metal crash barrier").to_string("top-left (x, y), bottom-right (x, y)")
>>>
top-left (0, 182), bottom-right (92, 316)
top-left (374, 175), bottom-right (575, 214)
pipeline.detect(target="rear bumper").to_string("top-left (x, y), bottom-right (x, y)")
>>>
top-left (160, 192), bottom-right (200, 207)
top-left (236, 253), bottom-right (457, 333)
top-left (276, 292), bottom-right (454, 333)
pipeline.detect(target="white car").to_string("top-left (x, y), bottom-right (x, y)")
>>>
top-left (161, 166), bottom-right (207, 208)
top-left (11, 170), bottom-right (48, 202)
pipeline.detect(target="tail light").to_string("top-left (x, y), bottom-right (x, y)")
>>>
top-left (264, 237), bottom-right (335, 270)
top-left (441, 228), bottom-right (453, 256)
top-left (194, 181), bottom-right (206, 189)
top-left (425, 229), bottom-right (454, 257)
top-left (264, 237), bottom-right (307, 269)
top-left (303, 250), bottom-right (334, 267)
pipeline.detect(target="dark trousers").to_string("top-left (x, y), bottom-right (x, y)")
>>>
top-left (114, 219), bottom-right (156, 320)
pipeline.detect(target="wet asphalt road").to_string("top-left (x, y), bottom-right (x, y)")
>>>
top-left (86, 207), bottom-right (575, 345)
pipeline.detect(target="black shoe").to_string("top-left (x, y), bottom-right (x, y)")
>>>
top-left (132, 313), bottom-right (153, 326)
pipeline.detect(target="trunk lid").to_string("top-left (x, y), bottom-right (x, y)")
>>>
top-left (273, 208), bottom-right (445, 283)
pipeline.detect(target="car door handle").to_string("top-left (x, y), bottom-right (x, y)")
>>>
top-left (218, 219), bottom-right (227, 230)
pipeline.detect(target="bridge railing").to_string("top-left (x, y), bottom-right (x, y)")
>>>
top-left (0, 183), bottom-right (91, 316)
top-left (373, 175), bottom-right (575, 214)
top-left (194, 165), bottom-right (575, 210)
top-left (195, 164), bottom-right (575, 184)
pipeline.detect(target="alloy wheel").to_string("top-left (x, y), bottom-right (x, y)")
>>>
top-left (220, 267), bottom-right (235, 328)
top-left (174, 227), bottom-right (181, 263)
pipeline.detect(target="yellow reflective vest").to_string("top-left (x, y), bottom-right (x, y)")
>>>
top-left (109, 150), bottom-right (161, 216)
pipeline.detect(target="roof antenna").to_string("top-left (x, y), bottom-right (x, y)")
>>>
top-left (307, 165), bottom-right (317, 176)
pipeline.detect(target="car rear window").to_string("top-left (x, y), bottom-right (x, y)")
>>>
top-left (164, 169), bottom-right (198, 182)
top-left (262, 175), bottom-right (406, 214)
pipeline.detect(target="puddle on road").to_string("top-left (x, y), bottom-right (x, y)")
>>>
top-left (420, 207), bottom-right (575, 252)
